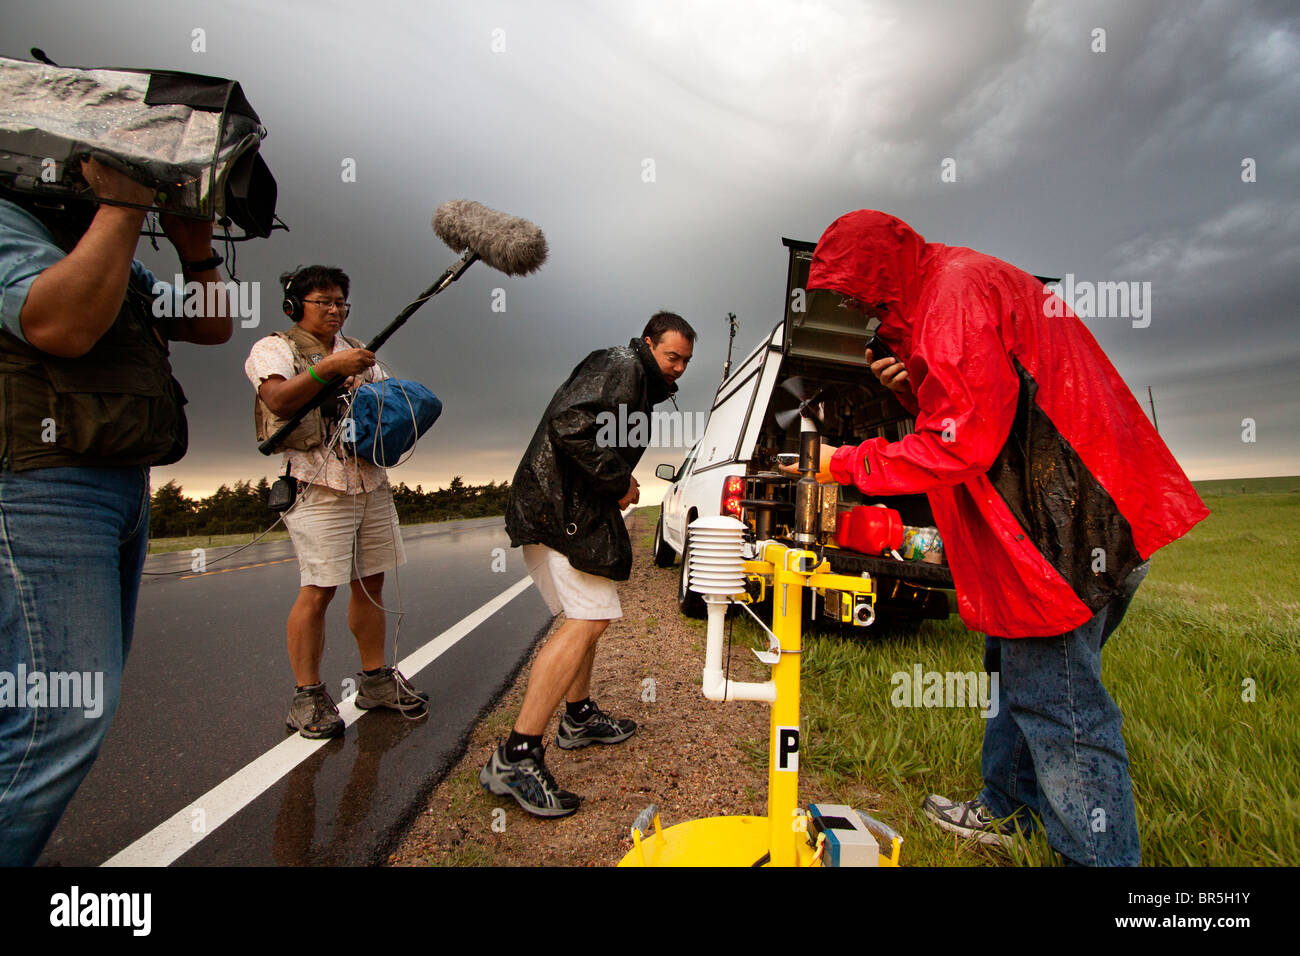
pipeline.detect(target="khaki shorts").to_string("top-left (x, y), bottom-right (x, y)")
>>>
top-left (283, 482), bottom-right (406, 587)
top-left (522, 544), bottom-right (622, 621)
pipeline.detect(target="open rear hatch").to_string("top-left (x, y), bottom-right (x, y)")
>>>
top-left (734, 240), bottom-right (953, 619)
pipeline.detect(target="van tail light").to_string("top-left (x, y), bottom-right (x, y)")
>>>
top-left (722, 475), bottom-right (745, 519)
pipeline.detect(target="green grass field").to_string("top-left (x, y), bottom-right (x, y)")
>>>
top-left (147, 528), bottom-right (290, 555)
top-left (1191, 475), bottom-right (1300, 497)
top-left (658, 476), bottom-right (1299, 866)
top-left (145, 511), bottom-right (481, 555)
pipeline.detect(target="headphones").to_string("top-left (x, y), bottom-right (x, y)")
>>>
top-left (281, 266), bottom-right (304, 322)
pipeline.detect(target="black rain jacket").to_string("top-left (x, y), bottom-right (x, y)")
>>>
top-left (506, 337), bottom-right (675, 580)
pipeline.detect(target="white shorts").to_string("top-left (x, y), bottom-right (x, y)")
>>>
top-left (283, 482), bottom-right (406, 588)
top-left (522, 544), bottom-right (622, 621)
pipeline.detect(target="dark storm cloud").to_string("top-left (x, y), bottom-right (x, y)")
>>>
top-left (3, 0), bottom-right (1296, 494)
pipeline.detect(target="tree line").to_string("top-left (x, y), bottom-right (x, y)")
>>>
top-left (149, 476), bottom-right (510, 538)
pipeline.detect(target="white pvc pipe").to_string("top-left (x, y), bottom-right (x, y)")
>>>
top-left (702, 598), bottom-right (777, 703)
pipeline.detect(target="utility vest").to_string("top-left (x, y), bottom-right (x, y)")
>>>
top-left (253, 325), bottom-right (363, 453)
top-left (0, 272), bottom-right (188, 472)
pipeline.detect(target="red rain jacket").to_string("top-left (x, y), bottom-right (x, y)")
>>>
top-left (809, 210), bottom-right (1208, 638)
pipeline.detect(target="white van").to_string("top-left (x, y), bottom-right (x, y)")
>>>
top-left (652, 238), bottom-right (957, 624)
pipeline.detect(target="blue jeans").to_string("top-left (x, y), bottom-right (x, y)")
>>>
top-left (0, 465), bottom-right (149, 865)
top-left (979, 562), bottom-right (1149, 867)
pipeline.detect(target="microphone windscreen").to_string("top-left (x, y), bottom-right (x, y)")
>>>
top-left (433, 200), bottom-right (548, 276)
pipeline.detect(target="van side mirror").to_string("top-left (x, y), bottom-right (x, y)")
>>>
top-left (655, 463), bottom-right (677, 481)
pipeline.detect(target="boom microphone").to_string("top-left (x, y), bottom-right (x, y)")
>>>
top-left (433, 199), bottom-right (548, 276)
top-left (259, 199), bottom-right (547, 455)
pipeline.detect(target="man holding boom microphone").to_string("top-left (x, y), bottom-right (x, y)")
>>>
top-left (482, 312), bottom-right (695, 818)
top-left (247, 266), bottom-right (426, 739)
top-left (248, 201), bottom-right (548, 741)
top-left (0, 158), bottom-right (230, 865)
top-left (794, 209), bottom-right (1208, 866)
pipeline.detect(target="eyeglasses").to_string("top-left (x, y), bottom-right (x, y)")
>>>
top-left (302, 298), bottom-right (351, 314)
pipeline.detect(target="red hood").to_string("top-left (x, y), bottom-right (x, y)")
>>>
top-left (807, 210), bottom-right (931, 346)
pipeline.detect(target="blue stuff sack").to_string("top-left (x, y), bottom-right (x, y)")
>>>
top-left (344, 379), bottom-right (442, 466)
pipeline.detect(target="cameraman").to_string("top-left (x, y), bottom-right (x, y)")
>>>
top-left (0, 157), bottom-right (230, 865)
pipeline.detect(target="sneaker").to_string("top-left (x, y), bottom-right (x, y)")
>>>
top-left (355, 666), bottom-right (429, 713)
top-left (286, 683), bottom-right (345, 739)
top-left (479, 743), bottom-right (582, 818)
top-left (922, 794), bottom-right (1020, 847)
top-left (556, 704), bottom-right (637, 750)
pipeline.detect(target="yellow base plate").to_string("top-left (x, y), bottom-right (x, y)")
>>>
top-left (618, 815), bottom-right (818, 867)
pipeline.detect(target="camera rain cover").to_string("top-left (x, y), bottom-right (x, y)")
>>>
top-left (0, 55), bottom-right (277, 237)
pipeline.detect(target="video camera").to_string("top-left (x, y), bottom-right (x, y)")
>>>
top-left (0, 52), bottom-right (279, 240)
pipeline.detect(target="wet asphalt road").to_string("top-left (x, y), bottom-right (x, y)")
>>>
top-left (36, 516), bottom-right (554, 867)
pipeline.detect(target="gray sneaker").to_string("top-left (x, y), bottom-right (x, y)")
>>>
top-left (556, 704), bottom-right (636, 750)
top-left (355, 666), bottom-right (429, 713)
top-left (286, 683), bottom-right (345, 739)
top-left (480, 743), bottom-right (582, 818)
top-left (923, 794), bottom-right (1021, 847)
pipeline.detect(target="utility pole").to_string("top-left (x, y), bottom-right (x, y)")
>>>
top-left (722, 312), bottom-right (738, 380)
top-left (1147, 386), bottom-right (1159, 434)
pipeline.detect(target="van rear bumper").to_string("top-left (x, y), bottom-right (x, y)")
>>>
top-left (820, 547), bottom-right (953, 620)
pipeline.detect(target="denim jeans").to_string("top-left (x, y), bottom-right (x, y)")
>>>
top-left (0, 465), bottom-right (149, 865)
top-left (979, 562), bottom-right (1149, 866)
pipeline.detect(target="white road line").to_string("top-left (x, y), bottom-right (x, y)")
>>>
top-left (102, 576), bottom-right (535, 867)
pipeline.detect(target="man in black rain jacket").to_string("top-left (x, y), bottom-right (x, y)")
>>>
top-left (482, 312), bottom-right (695, 818)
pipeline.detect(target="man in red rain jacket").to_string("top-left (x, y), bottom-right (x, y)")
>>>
top-left (806, 209), bottom-right (1207, 865)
